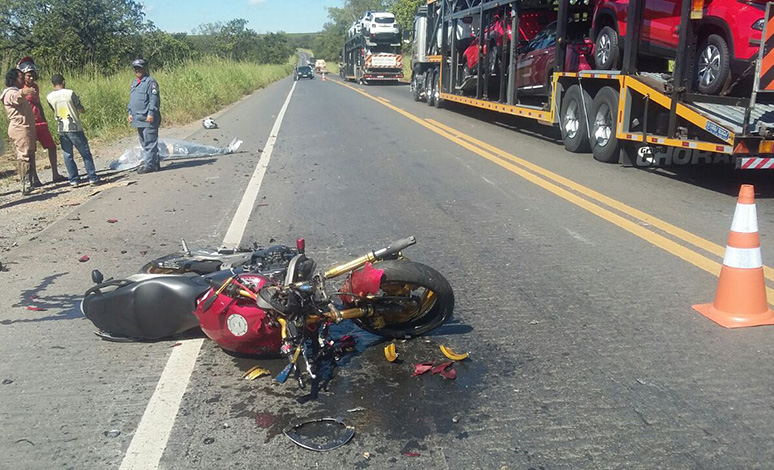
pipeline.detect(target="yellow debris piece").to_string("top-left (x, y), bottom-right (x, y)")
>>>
top-left (440, 345), bottom-right (469, 361)
top-left (242, 366), bottom-right (271, 381)
top-left (384, 343), bottom-right (398, 362)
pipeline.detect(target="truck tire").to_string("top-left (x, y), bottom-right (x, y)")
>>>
top-left (412, 73), bottom-right (421, 101)
top-left (425, 70), bottom-right (435, 106)
top-left (434, 69), bottom-right (444, 108)
top-left (560, 85), bottom-right (591, 153)
top-left (590, 86), bottom-right (620, 163)
top-left (595, 26), bottom-right (619, 70)
top-left (695, 34), bottom-right (731, 95)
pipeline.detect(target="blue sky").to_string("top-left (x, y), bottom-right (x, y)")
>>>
top-left (143, 0), bottom-right (344, 34)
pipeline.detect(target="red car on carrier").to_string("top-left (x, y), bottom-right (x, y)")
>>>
top-left (515, 20), bottom-right (595, 96)
top-left (592, 0), bottom-right (766, 95)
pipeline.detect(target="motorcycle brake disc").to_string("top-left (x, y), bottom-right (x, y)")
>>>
top-left (283, 418), bottom-right (354, 451)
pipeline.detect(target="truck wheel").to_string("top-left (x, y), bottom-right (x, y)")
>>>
top-left (590, 87), bottom-right (620, 163)
top-left (426, 70), bottom-right (435, 106)
top-left (595, 26), bottom-right (619, 70)
top-left (560, 85), bottom-right (591, 153)
top-left (695, 34), bottom-right (731, 95)
top-left (434, 70), bottom-right (443, 108)
top-left (412, 74), bottom-right (421, 101)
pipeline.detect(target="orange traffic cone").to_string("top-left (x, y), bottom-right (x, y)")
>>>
top-left (693, 184), bottom-right (774, 328)
top-left (322, 72), bottom-right (326, 81)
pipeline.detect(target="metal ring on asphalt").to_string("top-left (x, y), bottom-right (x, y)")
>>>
top-left (284, 418), bottom-right (355, 451)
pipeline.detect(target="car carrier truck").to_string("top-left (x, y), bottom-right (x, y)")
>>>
top-left (342, 11), bottom-right (404, 84)
top-left (411, 0), bottom-right (774, 169)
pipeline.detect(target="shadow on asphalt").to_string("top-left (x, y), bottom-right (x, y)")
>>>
top-left (438, 102), bottom-right (774, 197)
top-left (0, 273), bottom-right (85, 324)
top-left (161, 157), bottom-right (217, 171)
top-left (0, 190), bottom-right (59, 210)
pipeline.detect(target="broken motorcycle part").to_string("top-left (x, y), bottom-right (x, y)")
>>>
top-left (440, 344), bottom-right (469, 361)
top-left (284, 418), bottom-right (355, 451)
top-left (431, 362), bottom-right (453, 374)
top-left (242, 366), bottom-right (271, 381)
top-left (412, 362), bottom-right (434, 376)
top-left (384, 343), bottom-right (398, 362)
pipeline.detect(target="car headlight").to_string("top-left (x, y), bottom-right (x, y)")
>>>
top-left (753, 19), bottom-right (764, 31)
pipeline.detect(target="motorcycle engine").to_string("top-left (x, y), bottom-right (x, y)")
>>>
top-left (247, 245), bottom-right (299, 283)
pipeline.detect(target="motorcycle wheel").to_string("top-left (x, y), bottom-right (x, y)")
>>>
top-left (353, 260), bottom-right (454, 339)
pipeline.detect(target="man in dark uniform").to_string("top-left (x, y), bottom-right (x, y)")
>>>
top-left (127, 59), bottom-right (161, 173)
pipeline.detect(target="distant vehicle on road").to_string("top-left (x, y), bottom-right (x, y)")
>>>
top-left (342, 10), bottom-right (403, 84)
top-left (295, 66), bottom-right (314, 80)
top-left (315, 59), bottom-right (327, 73)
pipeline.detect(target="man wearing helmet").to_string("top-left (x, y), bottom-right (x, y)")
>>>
top-left (18, 57), bottom-right (67, 185)
top-left (127, 59), bottom-right (161, 173)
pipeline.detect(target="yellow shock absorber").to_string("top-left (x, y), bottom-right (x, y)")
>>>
top-left (324, 253), bottom-right (377, 279)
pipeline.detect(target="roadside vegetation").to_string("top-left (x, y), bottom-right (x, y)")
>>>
top-left (0, 0), bottom-right (310, 175)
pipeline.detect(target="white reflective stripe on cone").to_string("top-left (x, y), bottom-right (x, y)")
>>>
top-left (730, 203), bottom-right (758, 234)
top-left (723, 246), bottom-right (763, 269)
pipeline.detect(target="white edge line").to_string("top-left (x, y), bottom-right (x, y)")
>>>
top-left (222, 81), bottom-right (298, 248)
top-left (119, 79), bottom-right (297, 470)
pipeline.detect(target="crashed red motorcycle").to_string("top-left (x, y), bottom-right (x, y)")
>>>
top-left (81, 236), bottom-right (454, 389)
top-left (196, 236), bottom-right (454, 390)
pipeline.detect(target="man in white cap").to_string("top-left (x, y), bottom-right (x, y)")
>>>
top-left (127, 58), bottom-right (161, 173)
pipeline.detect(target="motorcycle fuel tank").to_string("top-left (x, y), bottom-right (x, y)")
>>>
top-left (195, 274), bottom-right (282, 355)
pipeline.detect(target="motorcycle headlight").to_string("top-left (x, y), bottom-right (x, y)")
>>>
top-left (753, 19), bottom-right (764, 31)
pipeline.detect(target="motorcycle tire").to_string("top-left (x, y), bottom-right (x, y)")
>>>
top-left (353, 260), bottom-right (454, 339)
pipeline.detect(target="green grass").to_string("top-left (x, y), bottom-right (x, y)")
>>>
top-left (1, 57), bottom-right (293, 159)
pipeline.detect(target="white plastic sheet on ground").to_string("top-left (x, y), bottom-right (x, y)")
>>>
top-left (109, 137), bottom-right (243, 171)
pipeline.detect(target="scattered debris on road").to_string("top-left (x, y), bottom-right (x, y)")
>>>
top-left (384, 343), bottom-right (398, 362)
top-left (440, 344), bottom-right (469, 361)
top-left (284, 418), bottom-right (354, 451)
top-left (78, 255), bottom-right (89, 262)
top-left (242, 366), bottom-right (271, 381)
top-left (103, 430), bottom-right (121, 438)
top-left (107, 219), bottom-right (118, 223)
top-left (347, 407), bottom-right (366, 413)
top-left (412, 362), bottom-right (434, 376)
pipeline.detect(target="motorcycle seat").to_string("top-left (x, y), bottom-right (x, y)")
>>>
top-left (82, 275), bottom-right (210, 339)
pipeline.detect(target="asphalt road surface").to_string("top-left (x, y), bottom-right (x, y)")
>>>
top-left (3, 69), bottom-right (774, 470)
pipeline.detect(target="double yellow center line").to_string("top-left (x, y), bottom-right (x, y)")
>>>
top-left (330, 79), bottom-right (774, 304)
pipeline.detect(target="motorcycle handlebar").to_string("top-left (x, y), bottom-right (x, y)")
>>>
top-left (373, 236), bottom-right (416, 259)
top-left (324, 236), bottom-right (416, 279)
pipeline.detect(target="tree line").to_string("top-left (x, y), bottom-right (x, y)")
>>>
top-left (0, 0), bottom-right (299, 73)
top-left (313, 0), bottom-right (424, 61)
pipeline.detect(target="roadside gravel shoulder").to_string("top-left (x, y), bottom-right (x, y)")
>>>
top-left (0, 95), bottom-right (246, 256)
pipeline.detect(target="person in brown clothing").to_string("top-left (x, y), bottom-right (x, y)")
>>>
top-left (1, 69), bottom-right (38, 195)
top-left (18, 57), bottom-right (65, 184)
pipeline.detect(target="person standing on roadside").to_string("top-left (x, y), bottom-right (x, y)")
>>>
top-left (18, 57), bottom-right (67, 184)
top-left (1, 69), bottom-right (38, 195)
top-left (127, 59), bottom-right (161, 174)
top-left (46, 74), bottom-right (100, 186)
